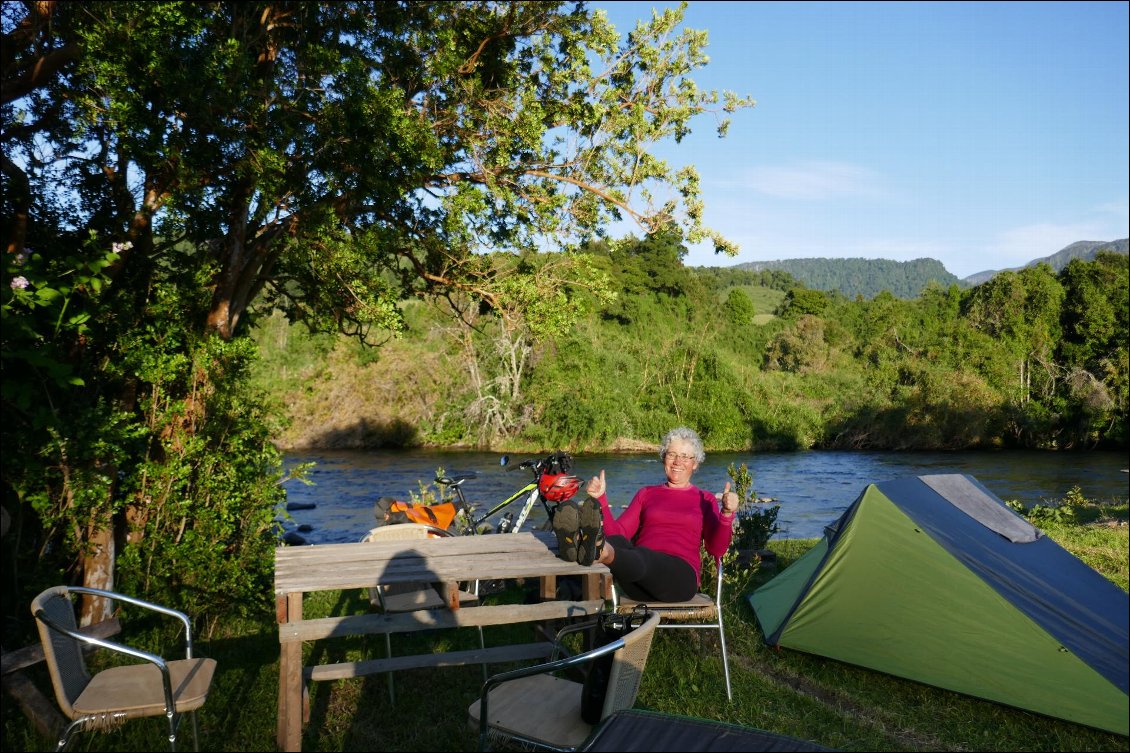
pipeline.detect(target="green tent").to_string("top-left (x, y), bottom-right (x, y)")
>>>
top-left (749, 474), bottom-right (1129, 736)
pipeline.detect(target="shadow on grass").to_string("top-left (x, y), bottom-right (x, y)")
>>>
top-left (297, 583), bottom-right (545, 752)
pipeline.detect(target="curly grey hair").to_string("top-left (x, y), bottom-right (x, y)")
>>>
top-left (659, 426), bottom-right (705, 464)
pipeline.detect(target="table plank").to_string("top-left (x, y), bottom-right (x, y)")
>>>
top-left (305, 642), bottom-right (557, 681)
top-left (280, 599), bottom-right (605, 642)
top-left (276, 530), bottom-right (556, 564)
top-left (275, 532), bottom-right (607, 593)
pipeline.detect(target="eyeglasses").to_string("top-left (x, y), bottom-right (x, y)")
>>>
top-left (664, 452), bottom-right (696, 464)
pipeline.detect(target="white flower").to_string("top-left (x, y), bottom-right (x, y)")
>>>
top-left (111, 241), bottom-right (133, 253)
top-left (10, 276), bottom-right (30, 290)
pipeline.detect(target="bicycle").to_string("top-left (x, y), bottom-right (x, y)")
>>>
top-left (365, 451), bottom-right (583, 598)
top-left (436, 450), bottom-right (581, 536)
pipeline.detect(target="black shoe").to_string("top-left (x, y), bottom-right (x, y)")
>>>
top-left (577, 495), bottom-right (603, 566)
top-left (552, 499), bottom-right (581, 562)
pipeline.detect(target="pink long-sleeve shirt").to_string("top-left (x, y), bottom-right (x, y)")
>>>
top-left (597, 483), bottom-right (734, 586)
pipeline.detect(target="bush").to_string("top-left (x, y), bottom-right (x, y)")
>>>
top-left (726, 462), bottom-right (780, 552)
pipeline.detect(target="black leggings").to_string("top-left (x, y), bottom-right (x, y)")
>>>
top-left (607, 535), bottom-right (697, 603)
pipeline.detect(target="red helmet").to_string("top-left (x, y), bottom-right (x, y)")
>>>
top-left (538, 473), bottom-right (581, 502)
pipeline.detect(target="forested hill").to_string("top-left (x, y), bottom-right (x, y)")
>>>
top-left (730, 257), bottom-right (961, 299)
top-left (963, 238), bottom-right (1129, 286)
top-left (253, 248), bottom-right (1128, 455)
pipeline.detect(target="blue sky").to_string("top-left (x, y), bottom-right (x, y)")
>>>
top-left (591, 1), bottom-right (1129, 279)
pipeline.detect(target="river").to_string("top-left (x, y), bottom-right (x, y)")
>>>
top-left (277, 449), bottom-right (1129, 545)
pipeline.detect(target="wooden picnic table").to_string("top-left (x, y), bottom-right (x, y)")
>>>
top-left (275, 530), bottom-right (609, 752)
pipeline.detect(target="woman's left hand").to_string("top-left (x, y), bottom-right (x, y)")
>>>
top-left (719, 482), bottom-right (739, 516)
top-left (586, 469), bottom-right (606, 498)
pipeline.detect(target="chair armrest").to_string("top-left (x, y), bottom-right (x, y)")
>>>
top-left (547, 617), bottom-right (599, 661)
top-left (478, 634), bottom-right (625, 748)
top-left (67, 586), bottom-right (198, 658)
top-left (33, 609), bottom-right (178, 714)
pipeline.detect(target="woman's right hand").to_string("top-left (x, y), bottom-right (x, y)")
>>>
top-left (586, 469), bottom-right (606, 498)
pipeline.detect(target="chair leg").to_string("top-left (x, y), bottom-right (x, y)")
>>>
top-left (718, 621), bottom-right (733, 701)
top-left (190, 709), bottom-right (202, 751)
top-left (478, 626), bottom-right (487, 683)
top-left (165, 709), bottom-right (178, 751)
top-left (385, 633), bottom-right (395, 704)
top-left (55, 717), bottom-right (86, 752)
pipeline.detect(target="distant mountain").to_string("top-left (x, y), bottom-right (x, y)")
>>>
top-left (962, 239), bottom-right (1129, 286)
top-left (731, 257), bottom-right (960, 300)
top-left (724, 239), bottom-right (1129, 299)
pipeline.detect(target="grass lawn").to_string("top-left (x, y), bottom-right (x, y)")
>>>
top-left (3, 507), bottom-right (1126, 752)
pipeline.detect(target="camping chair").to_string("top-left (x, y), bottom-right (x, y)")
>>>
top-left (30, 585), bottom-right (216, 752)
top-left (468, 610), bottom-right (661, 752)
top-left (359, 522), bottom-right (482, 702)
top-left (611, 553), bottom-right (732, 701)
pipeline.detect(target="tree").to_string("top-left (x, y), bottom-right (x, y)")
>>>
top-left (960, 265), bottom-right (1064, 405)
top-left (1056, 253), bottom-right (1129, 446)
top-left (2, 1), bottom-right (753, 619)
top-left (9, 1), bottom-right (748, 340)
top-left (776, 287), bottom-right (829, 318)
top-left (722, 288), bottom-right (755, 326)
top-left (440, 249), bottom-right (615, 446)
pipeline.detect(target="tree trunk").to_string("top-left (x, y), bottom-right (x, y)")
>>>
top-left (79, 519), bottom-right (115, 626)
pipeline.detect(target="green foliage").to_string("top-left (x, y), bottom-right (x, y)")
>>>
top-left (692, 265), bottom-right (802, 294)
top-left (722, 288), bottom-right (756, 325)
top-left (726, 462), bottom-right (780, 552)
top-left (1006, 485), bottom-right (1085, 526)
top-left (113, 334), bottom-right (284, 622)
top-left (247, 309), bottom-right (338, 395)
top-left (2, 233), bottom-right (285, 626)
top-left (1052, 252), bottom-right (1130, 447)
top-left (776, 287), bottom-right (830, 318)
top-left (2, 238), bottom-right (122, 405)
top-left (253, 250), bottom-right (1127, 455)
top-left (763, 314), bottom-right (830, 373)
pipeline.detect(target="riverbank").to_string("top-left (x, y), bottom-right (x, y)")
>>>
top-left (275, 434), bottom-right (661, 454)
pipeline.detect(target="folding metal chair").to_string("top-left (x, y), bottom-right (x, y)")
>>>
top-left (469, 610), bottom-right (661, 751)
top-left (30, 585), bottom-right (216, 752)
top-left (611, 554), bottom-right (732, 700)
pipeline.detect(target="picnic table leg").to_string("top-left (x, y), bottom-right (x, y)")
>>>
top-left (437, 580), bottom-right (461, 610)
top-left (276, 596), bottom-right (287, 750)
top-left (580, 572), bottom-right (606, 601)
top-left (278, 592), bottom-right (304, 752)
top-left (534, 575), bottom-right (560, 641)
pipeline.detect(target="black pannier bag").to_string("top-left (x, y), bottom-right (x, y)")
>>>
top-left (580, 605), bottom-right (650, 724)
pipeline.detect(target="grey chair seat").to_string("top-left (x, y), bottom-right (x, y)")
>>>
top-left (72, 657), bottom-right (216, 718)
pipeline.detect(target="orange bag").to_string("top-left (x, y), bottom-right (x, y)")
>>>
top-left (374, 497), bottom-right (458, 532)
